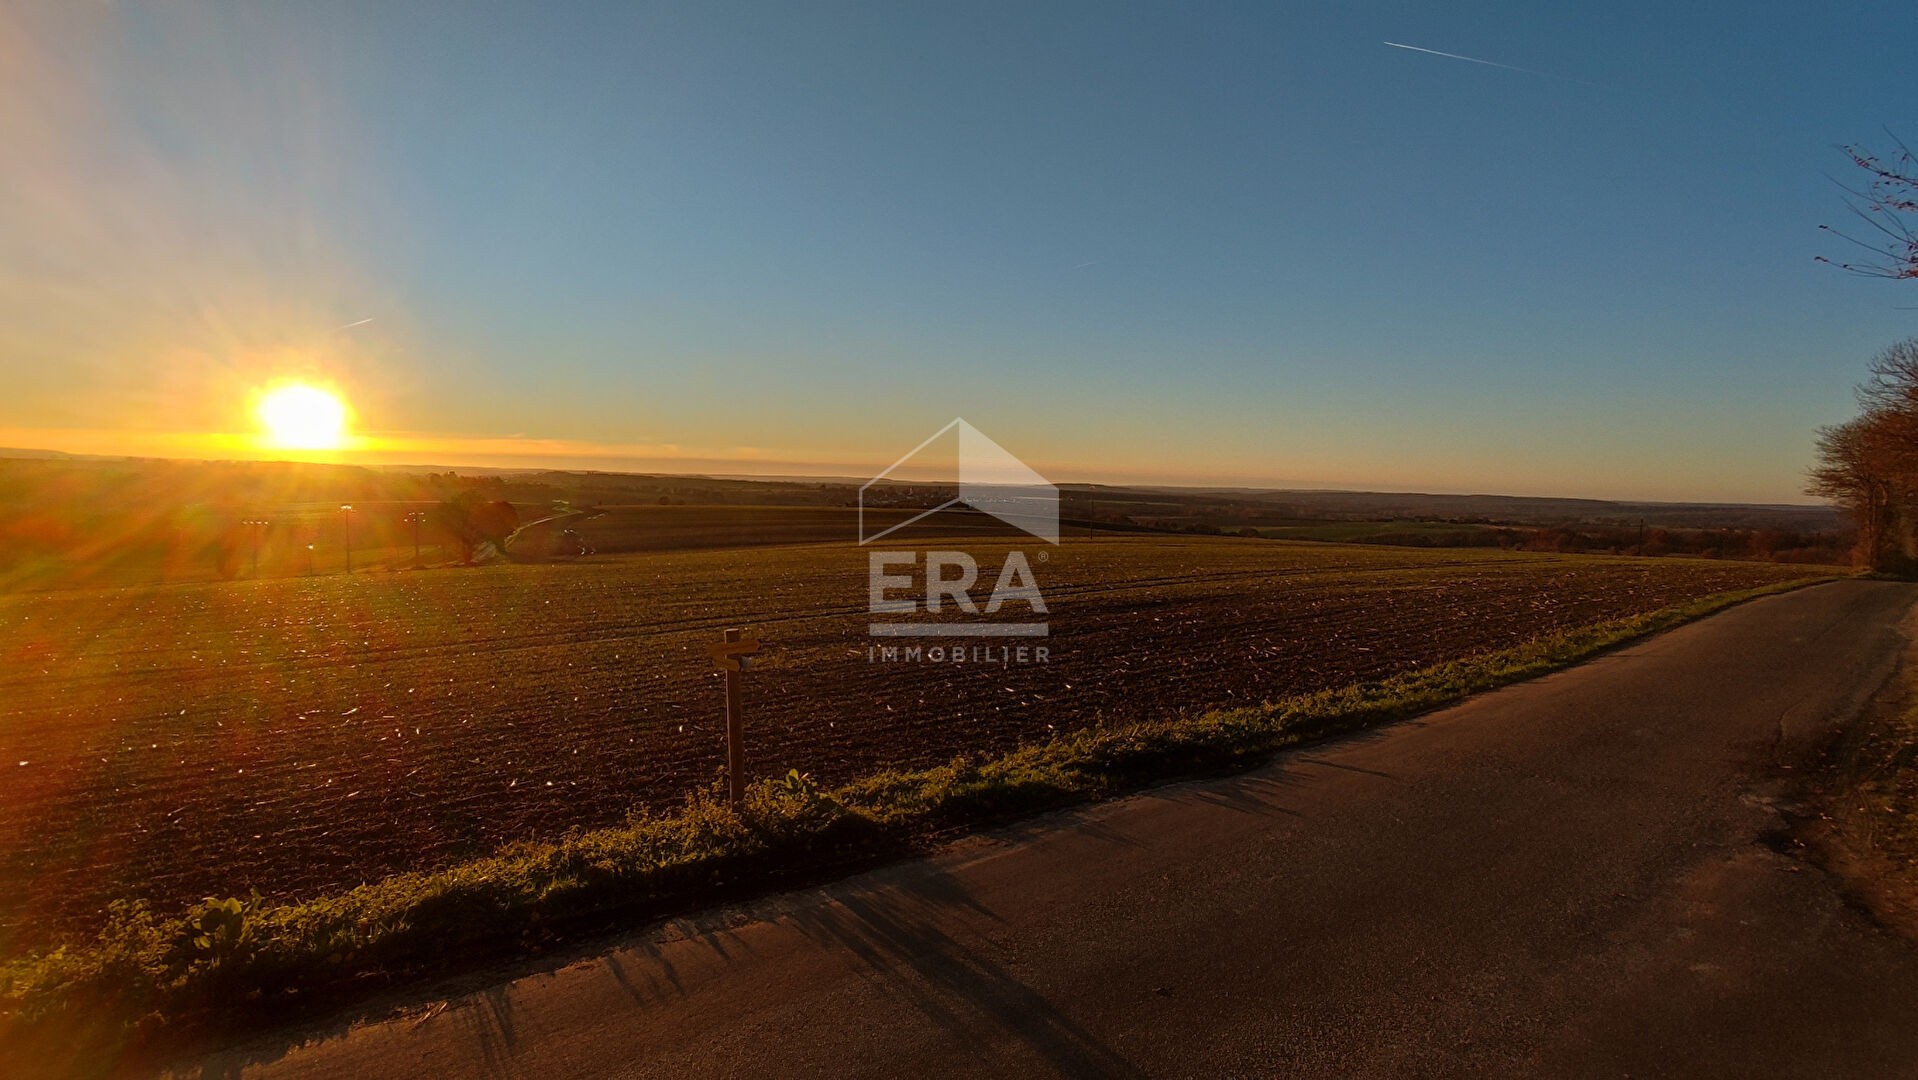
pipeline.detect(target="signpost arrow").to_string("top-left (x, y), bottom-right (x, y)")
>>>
top-left (706, 631), bottom-right (762, 672)
top-left (708, 628), bottom-right (763, 806)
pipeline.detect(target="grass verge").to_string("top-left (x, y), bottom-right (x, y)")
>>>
top-left (1808, 610), bottom-right (1918, 939)
top-left (0, 575), bottom-right (1834, 1071)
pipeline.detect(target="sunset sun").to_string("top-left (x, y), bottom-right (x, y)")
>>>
top-left (255, 383), bottom-right (350, 450)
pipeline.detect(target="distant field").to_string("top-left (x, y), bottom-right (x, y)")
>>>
top-left (1252, 521), bottom-right (1508, 545)
top-left (0, 505), bottom-right (1024, 592)
top-left (0, 535), bottom-right (1825, 951)
top-left (556, 503), bottom-right (1024, 554)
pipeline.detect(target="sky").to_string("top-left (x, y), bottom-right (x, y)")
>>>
top-left (1, 1), bottom-right (1915, 503)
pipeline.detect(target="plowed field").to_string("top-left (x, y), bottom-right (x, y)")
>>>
top-left (0, 535), bottom-right (1819, 951)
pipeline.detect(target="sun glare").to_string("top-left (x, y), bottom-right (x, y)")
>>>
top-left (255, 383), bottom-right (350, 451)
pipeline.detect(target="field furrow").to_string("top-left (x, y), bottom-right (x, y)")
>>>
top-left (0, 536), bottom-right (1817, 951)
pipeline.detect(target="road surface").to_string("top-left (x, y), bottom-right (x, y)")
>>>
top-left (193, 580), bottom-right (1918, 1078)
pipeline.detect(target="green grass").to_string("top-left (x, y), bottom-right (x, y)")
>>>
top-left (0, 574), bottom-right (1833, 1068)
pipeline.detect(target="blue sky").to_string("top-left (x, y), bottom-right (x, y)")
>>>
top-left (3, 1), bottom-right (1914, 501)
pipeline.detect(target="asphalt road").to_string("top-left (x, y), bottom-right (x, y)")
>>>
top-left (198, 579), bottom-right (1918, 1079)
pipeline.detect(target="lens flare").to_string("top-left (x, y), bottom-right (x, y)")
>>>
top-left (255, 383), bottom-right (349, 450)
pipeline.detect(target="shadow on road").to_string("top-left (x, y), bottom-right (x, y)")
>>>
top-left (779, 867), bottom-right (1145, 1078)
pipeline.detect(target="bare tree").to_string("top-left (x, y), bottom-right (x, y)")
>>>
top-left (1860, 338), bottom-right (1918, 413)
top-left (1805, 340), bottom-right (1918, 569)
top-left (1818, 134), bottom-right (1918, 281)
top-left (1809, 414), bottom-right (1896, 567)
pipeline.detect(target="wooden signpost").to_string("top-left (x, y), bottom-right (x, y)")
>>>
top-left (706, 628), bottom-right (762, 807)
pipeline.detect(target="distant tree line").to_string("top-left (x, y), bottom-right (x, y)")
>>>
top-left (1177, 519), bottom-right (1843, 563)
top-left (1498, 525), bottom-right (1843, 563)
top-left (1809, 339), bottom-right (1918, 571)
top-left (202, 491), bottom-right (523, 577)
top-left (0, 459), bottom-right (536, 589)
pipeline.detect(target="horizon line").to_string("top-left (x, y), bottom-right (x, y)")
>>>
top-left (0, 438), bottom-right (1834, 511)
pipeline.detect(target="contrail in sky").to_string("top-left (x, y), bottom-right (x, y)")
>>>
top-left (1382, 41), bottom-right (1589, 84)
top-left (337, 317), bottom-right (374, 331)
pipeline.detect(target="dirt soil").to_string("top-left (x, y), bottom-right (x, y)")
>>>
top-left (1803, 606), bottom-right (1918, 939)
top-left (0, 535), bottom-right (1815, 952)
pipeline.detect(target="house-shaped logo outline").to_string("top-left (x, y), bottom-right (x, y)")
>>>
top-left (858, 419), bottom-right (1060, 546)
